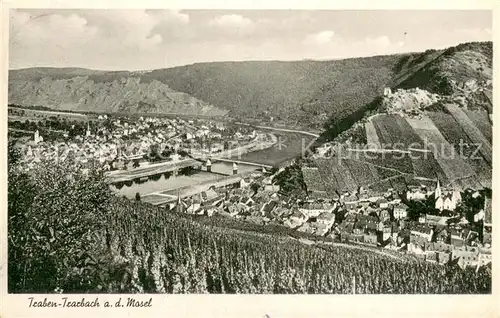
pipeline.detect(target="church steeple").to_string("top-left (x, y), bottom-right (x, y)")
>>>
top-left (434, 179), bottom-right (442, 199)
top-left (175, 190), bottom-right (184, 213)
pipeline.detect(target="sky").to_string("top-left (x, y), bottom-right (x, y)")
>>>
top-left (9, 9), bottom-right (492, 71)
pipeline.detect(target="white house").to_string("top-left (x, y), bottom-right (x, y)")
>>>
top-left (435, 196), bottom-right (444, 211)
top-left (407, 189), bottom-right (427, 201)
top-left (382, 227), bottom-right (392, 241)
top-left (393, 203), bottom-right (408, 219)
top-left (474, 209), bottom-right (485, 222)
top-left (239, 178), bottom-right (249, 188)
top-left (299, 202), bottom-right (336, 218)
top-left (316, 212), bottom-right (335, 227)
top-left (264, 184), bottom-right (280, 192)
top-left (26, 146), bottom-right (33, 157)
top-left (478, 252), bottom-right (492, 268)
top-left (377, 198), bottom-right (389, 209)
top-left (443, 196), bottom-right (456, 211)
top-left (34, 130), bottom-right (43, 144)
top-left (286, 210), bottom-right (307, 228)
top-left (452, 190), bottom-right (462, 205)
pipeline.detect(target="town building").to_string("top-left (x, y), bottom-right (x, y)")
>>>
top-left (316, 212), bottom-right (335, 227)
top-left (451, 248), bottom-right (479, 269)
top-left (483, 197), bottom-right (492, 246)
top-left (393, 203), bottom-right (408, 219)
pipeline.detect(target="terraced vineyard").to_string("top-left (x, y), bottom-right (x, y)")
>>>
top-left (365, 120), bottom-right (381, 149)
top-left (444, 104), bottom-right (492, 165)
top-left (463, 109), bottom-right (492, 143)
top-left (309, 107), bottom-right (491, 194)
top-left (428, 111), bottom-right (491, 188)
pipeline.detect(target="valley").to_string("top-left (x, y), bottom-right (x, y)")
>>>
top-left (8, 38), bottom-right (493, 295)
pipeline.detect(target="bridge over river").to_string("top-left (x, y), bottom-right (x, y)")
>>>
top-left (107, 158), bottom-right (202, 184)
top-left (107, 156), bottom-right (271, 185)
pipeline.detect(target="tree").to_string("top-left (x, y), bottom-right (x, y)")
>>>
top-left (161, 147), bottom-right (173, 159)
top-left (133, 160), bottom-right (140, 168)
top-left (177, 149), bottom-right (189, 157)
top-left (250, 183), bottom-right (261, 195)
top-left (8, 152), bottom-right (114, 293)
top-left (272, 162), bottom-right (307, 198)
top-left (179, 166), bottom-right (196, 176)
top-left (135, 192), bottom-right (141, 201)
top-left (148, 144), bottom-right (161, 162)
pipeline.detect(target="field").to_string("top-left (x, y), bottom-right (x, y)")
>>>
top-left (372, 116), bottom-right (396, 146)
top-left (301, 167), bottom-right (328, 195)
top-left (371, 114), bottom-right (424, 149)
top-left (315, 158), bottom-right (349, 194)
top-left (404, 115), bottom-right (479, 188)
top-left (428, 112), bottom-right (473, 150)
top-left (364, 120), bottom-right (381, 149)
top-left (410, 128), bottom-right (473, 187)
top-left (428, 111), bottom-right (491, 187)
top-left (463, 109), bottom-right (492, 143)
top-left (393, 115), bottom-right (425, 148)
top-left (444, 104), bottom-right (492, 165)
top-left (314, 151), bottom-right (415, 194)
top-left (343, 158), bottom-right (379, 186)
top-left (409, 150), bottom-right (450, 184)
top-left (349, 149), bottom-right (414, 174)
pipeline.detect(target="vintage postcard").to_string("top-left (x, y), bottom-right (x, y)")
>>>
top-left (0, 0), bottom-right (497, 317)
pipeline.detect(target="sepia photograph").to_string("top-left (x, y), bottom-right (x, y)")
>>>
top-left (6, 7), bottom-right (493, 297)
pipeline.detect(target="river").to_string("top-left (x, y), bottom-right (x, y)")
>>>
top-left (232, 131), bottom-right (316, 166)
top-left (111, 162), bottom-right (259, 199)
top-left (112, 128), bottom-right (317, 199)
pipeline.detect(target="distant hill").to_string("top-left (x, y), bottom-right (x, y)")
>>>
top-left (396, 42), bottom-right (492, 95)
top-left (317, 41), bottom-right (492, 143)
top-left (8, 41), bottom-right (492, 129)
top-left (9, 57), bottom-right (403, 126)
top-left (141, 57), bottom-right (405, 128)
top-left (8, 71), bottom-right (227, 117)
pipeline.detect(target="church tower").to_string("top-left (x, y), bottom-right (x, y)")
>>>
top-left (434, 179), bottom-right (442, 199)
